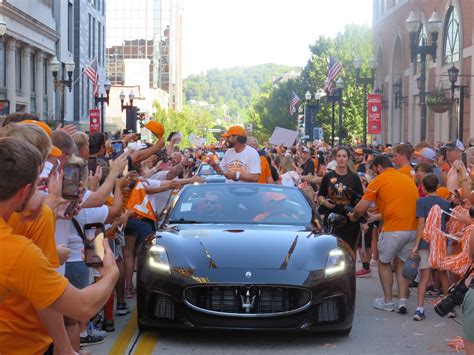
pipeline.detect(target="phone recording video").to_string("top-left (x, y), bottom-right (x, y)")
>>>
top-left (62, 163), bottom-right (81, 200)
top-left (87, 157), bottom-right (97, 173)
top-left (111, 140), bottom-right (124, 159)
top-left (84, 223), bottom-right (105, 267)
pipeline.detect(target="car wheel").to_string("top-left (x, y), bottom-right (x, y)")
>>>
top-left (335, 326), bottom-right (352, 335)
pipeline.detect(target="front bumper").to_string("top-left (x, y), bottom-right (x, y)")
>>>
top-left (137, 268), bottom-right (355, 331)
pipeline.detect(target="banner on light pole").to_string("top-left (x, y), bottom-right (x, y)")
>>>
top-left (367, 94), bottom-right (382, 134)
top-left (89, 109), bottom-right (101, 133)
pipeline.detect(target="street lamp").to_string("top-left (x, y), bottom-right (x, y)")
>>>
top-left (120, 90), bottom-right (137, 132)
top-left (95, 79), bottom-right (111, 132)
top-left (50, 56), bottom-right (75, 126)
top-left (406, 9), bottom-right (442, 141)
top-left (448, 65), bottom-right (469, 141)
top-left (303, 90), bottom-right (323, 142)
top-left (336, 78), bottom-right (344, 145)
top-left (354, 56), bottom-right (377, 146)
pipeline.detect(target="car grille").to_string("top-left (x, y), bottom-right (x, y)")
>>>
top-left (317, 297), bottom-right (343, 323)
top-left (184, 285), bottom-right (311, 317)
top-left (153, 293), bottom-right (175, 319)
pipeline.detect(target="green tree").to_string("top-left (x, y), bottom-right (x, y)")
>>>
top-left (249, 24), bottom-right (373, 144)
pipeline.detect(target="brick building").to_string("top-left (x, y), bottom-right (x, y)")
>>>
top-left (373, 0), bottom-right (473, 145)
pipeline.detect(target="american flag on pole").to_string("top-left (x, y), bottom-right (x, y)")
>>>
top-left (324, 57), bottom-right (342, 94)
top-left (84, 57), bottom-right (99, 97)
top-left (289, 90), bottom-right (301, 115)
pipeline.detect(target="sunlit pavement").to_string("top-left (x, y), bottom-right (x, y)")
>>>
top-left (88, 263), bottom-right (462, 355)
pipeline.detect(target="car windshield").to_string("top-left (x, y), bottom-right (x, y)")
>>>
top-left (169, 184), bottom-right (313, 225)
top-left (198, 164), bottom-right (219, 176)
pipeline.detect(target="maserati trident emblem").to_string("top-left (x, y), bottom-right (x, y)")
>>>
top-left (245, 271), bottom-right (252, 278)
top-left (240, 289), bottom-right (256, 313)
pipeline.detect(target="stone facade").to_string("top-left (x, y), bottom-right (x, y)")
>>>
top-left (373, 0), bottom-right (473, 145)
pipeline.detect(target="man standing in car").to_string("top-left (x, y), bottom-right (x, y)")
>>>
top-left (209, 126), bottom-right (261, 183)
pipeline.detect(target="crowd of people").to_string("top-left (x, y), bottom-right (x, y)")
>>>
top-left (0, 113), bottom-right (474, 353)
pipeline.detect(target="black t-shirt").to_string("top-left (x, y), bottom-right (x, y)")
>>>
top-left (300, 158), bottom-right (315, 176)
top-left (318, 170), bottom-right (364, 215)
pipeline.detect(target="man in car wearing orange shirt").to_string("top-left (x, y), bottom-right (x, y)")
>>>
top-left (0, 137), bottom-right (119, 355)
top-left (350, 155), bottom-right (418, 314)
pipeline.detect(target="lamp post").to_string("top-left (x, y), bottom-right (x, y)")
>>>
top-left (95, 80), bottom-right (111, 132)
top-left (303, 90), bottom-right (323, 142)
top-left (393, 78), bottom-right (408, 108)
top-left (120, 90), bottom-right (137, 132)
top-left (326, 79), bottom-right (343, 146)
top-left (448, 65), bottom-right (469, 141)
top-left (406, 9), bottom-right (442, 142)
top-left (354, 56), bottom-right (377, 146)
top-left (49, 56), bottom-right (75, 126)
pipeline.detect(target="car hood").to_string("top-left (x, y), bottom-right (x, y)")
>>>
top-left (155, 225), bottom-right (337, 271)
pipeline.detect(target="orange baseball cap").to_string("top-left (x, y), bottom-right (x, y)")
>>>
top-left (50, 146), bottom-right (63, 157)
top-left (354, 148), bottom-right (363, 155)
top-left (436, 187), bottom-right (451, 200)
top-left (20, 119), bottom-right (53, 138)
top-left (144, 121), bottom-right (165, 138)
top-left (221, 125), bottom-right (246, 138)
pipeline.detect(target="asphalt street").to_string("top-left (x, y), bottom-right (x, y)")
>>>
top-left (89, 264), bottom-right (463, 355)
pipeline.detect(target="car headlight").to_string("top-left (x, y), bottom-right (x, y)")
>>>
top-left (325, 248), bottom-right (346, 277)
top-left (148, 244), bottom-right (171, 273)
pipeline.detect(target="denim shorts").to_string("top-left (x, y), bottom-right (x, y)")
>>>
top-left (65, 261), bottom-right (90, 289)
top-left (124, 218), bottom-right (155, 248)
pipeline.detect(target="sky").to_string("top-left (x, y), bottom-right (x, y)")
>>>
top-left (182, 0), bottom-right (373, 78)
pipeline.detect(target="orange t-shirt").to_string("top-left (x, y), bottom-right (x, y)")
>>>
top-left (363, 168), bottom-right (418, 232)
top-left (397, 165), bottom-right (414, 179)
top-left (257, 156), bottom-right (272, 184)
top-left (8, 204), bottom-right (60, 268)
top-left (0, 217), bottom-right (68, 355)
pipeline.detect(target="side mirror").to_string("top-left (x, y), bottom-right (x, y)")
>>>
top-left (327, 213), bottom-right (347, 228)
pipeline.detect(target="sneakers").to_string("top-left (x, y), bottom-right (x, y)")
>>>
top-left (117, 302), bottom-right (130, 316)
top-left (370, 258), bottom-right (379, 266)
top-left (87, 321), bottom-right (107, 338)
top-left (103, 320), bottom-right (115, 332)
top-left (397, 298), bottom-right (407, 314)
top-left (413, 309), bottom-right (425, 321)
top-left (355, 268), bottom-right (372, 278)
top-left (373, 297), bottom-right (395, 312)
top-left (80, 334), bottom-right (105, 347)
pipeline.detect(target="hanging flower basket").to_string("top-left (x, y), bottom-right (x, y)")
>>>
top-left (426, 88), bottom-right (453, 113)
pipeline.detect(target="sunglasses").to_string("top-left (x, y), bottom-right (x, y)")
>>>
top-left (205, 200), bottom-right (219, 206)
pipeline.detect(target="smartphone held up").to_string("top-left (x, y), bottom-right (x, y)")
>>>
top-left (84, 223), bottom-right (106, 267)
top-left (62, 163), bottom-right (81, 200)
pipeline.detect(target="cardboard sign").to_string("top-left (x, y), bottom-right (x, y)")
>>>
top-left (89, 109), bottom-right (101, 133)
top-left (367, 94), bottom-right (382, 134)
top-left (269, 127), bottom-right (299, 148)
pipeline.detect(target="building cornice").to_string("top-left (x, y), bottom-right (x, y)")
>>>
top-left (0, 1), bottom-right (59, 54)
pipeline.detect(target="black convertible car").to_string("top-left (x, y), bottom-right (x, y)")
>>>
top-left (137, 183), bottom-right (355, 334)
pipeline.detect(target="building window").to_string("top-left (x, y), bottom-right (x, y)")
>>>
top-left (443, 6), bottom-right (460, 64)
top-left (88, 14), bottom-right (92, 58)
top-left (0, 42), bottom-right (5, 88)
top-left (15, 48), bottom-right (21, 93)
top-left (92, 17), bottom-right (96, 59)
top-left (30, 97), bottom-right (36, 114)
top-left (68, 2), bottom-right (73, 52)
top-left (30, 53), bottom-right (36, 93)
top-left (98, 22), bottom-right (102, 65)
top-left (43, 59), bottom-right (48, 95)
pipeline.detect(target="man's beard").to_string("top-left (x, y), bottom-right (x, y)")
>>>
top-left (226, 141), bottom-right (235, 148)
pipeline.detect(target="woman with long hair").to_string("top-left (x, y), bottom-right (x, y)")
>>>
top-left (317, 147), bottom-right (364, 251)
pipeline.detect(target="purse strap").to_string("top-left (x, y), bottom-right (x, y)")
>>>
top-left (71, 218), bottom-right (87, 244)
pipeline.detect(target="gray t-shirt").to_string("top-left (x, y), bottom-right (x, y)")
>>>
top-left (416, 195), bottom-right (451, 249)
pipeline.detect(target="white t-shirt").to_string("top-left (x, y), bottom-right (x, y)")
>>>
top-left (66, 205), bottom-right (109, 262)
top-left (220, 145), bottom-right (261, 183)
top-left (147, 171), bottom-right (175, 215)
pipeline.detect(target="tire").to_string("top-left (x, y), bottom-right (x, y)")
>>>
top-left (137, 318), bottom-right (151, 332)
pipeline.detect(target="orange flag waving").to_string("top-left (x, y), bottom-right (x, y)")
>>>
top-left (126, 180), bottom-right (157, 222)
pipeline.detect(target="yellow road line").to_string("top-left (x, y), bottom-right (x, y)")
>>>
top-left (108, 309), bottom-right (138, 355)
top-left (133, 330), bottom-right (159, 355)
